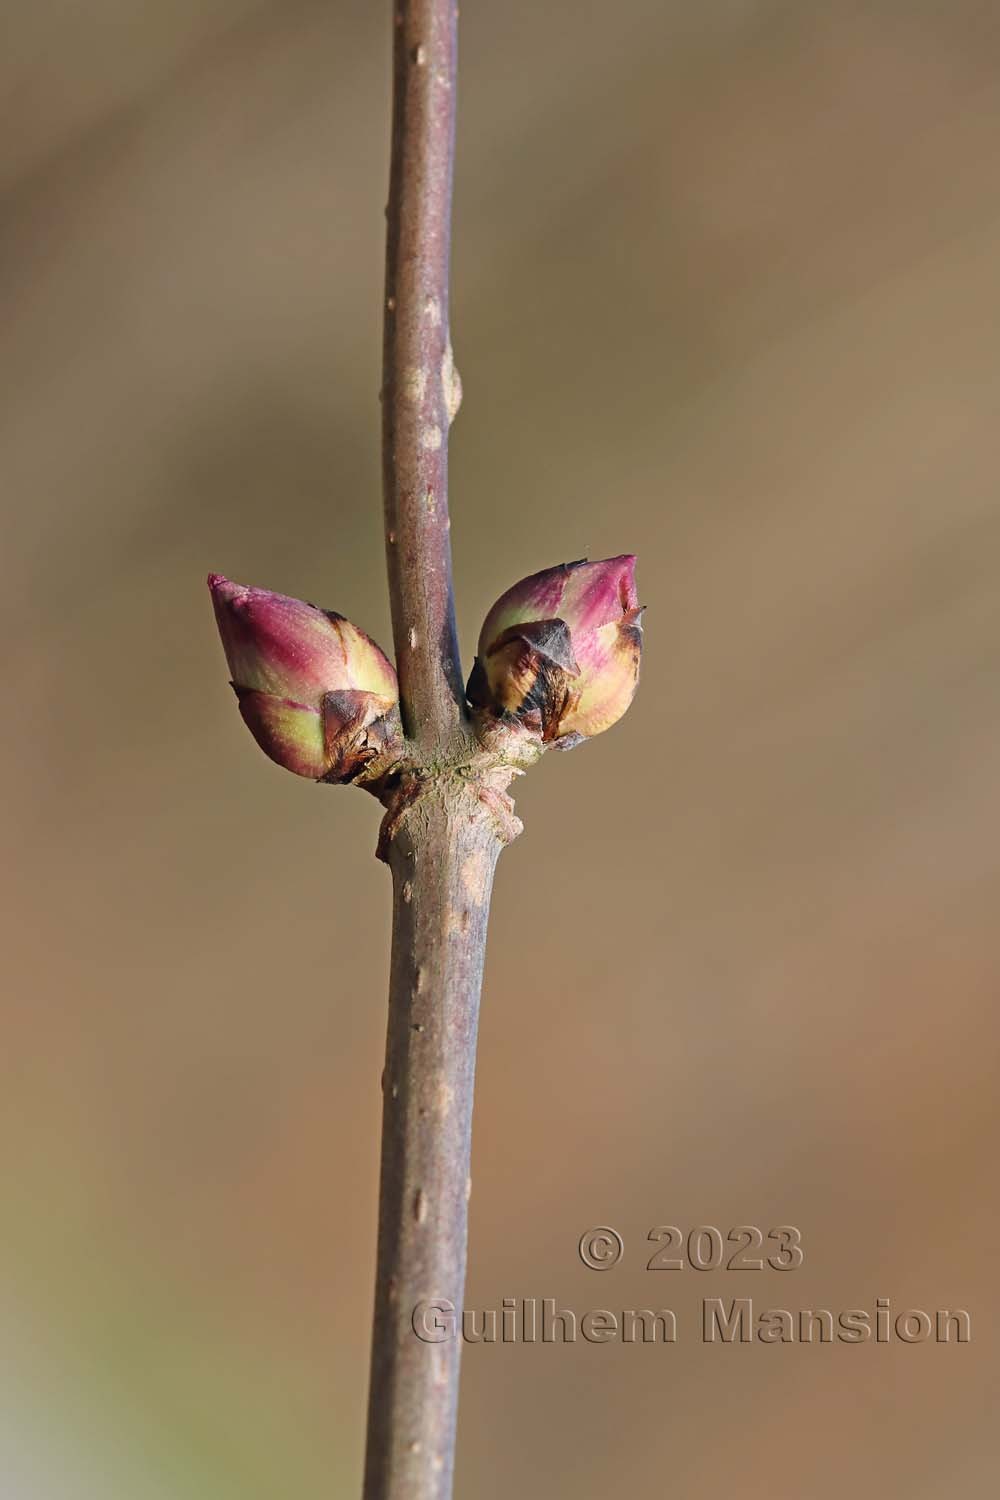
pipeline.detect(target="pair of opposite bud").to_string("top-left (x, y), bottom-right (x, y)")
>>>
top-left (208, 556), bottom-right (643, 781)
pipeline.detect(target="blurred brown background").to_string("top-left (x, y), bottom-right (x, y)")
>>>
top-left (3, 1), bottom-right (999, 1494)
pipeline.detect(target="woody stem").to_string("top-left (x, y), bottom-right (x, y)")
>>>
top-left (380, 0), bottom-right (464, 749)
top-left (364, 787), bottom-right (502, 1499)
top-left (363, 5), bottom-right (500, 1499)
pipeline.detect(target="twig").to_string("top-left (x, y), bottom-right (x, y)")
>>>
top-left (363, 793), bottom-right (502, 1499)
top-left (381, 0), bottom-right (464, 749)
top-left (364, 5), bottom-right (497, 1497)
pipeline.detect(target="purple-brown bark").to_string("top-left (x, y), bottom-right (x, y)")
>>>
top-left (381, 0), bottom-right (464, 749)
top-left (364, 4), bottom-right (491, 1497)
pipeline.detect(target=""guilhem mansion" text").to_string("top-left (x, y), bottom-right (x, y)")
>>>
top-left (411, 1296), bottom-right (972, 1345)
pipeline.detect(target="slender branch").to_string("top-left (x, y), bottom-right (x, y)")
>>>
top-left (382, 0), bottom-right (464, 746)
top-left (364, 792), bottom-right (502, 1499)
top-left (365, 5), bottom-right (501, 1497)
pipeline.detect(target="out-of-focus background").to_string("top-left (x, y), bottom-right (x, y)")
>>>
top-left (3, 2), bottom-right (999, 1494)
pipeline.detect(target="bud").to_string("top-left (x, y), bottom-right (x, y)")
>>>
top-left (467, 555), bottom-right (642, 748)
top-left (208, 574), bottom-right (401, 781)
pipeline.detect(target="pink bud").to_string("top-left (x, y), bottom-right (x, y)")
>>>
top-left (208, 574), bottom-right (401, 781)
top-left (468, 556), bottom-right (642, 746)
